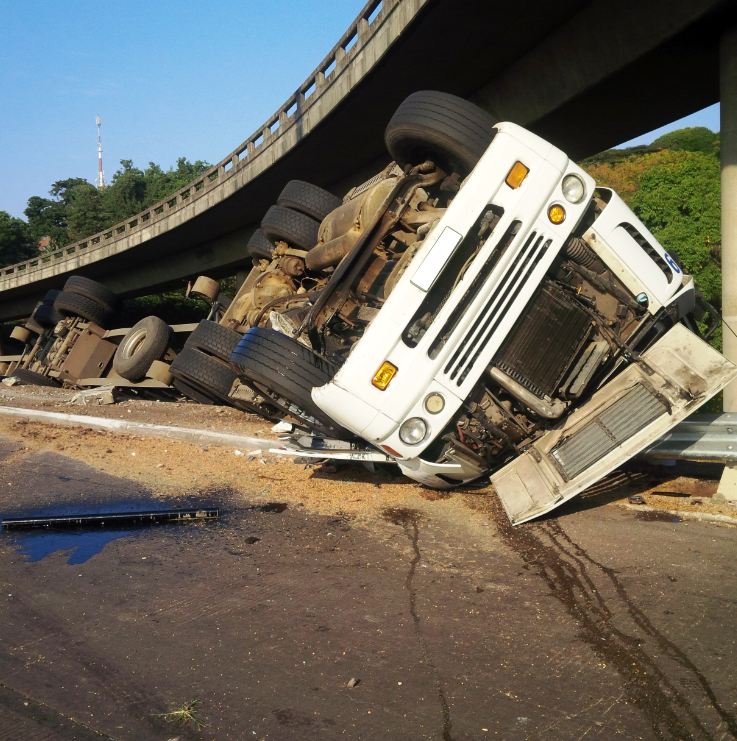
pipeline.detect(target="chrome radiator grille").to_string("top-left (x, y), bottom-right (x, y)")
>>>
top-left (550, 383), bottom-right (667, 481)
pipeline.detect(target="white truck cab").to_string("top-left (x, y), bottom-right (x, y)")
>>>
top-left (228, 92), bottom-right (735, 523)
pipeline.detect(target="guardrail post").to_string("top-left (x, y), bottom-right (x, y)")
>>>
top-left (718, 25), bottom-right (737, 503)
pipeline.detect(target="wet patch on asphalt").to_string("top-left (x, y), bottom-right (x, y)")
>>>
top-left (490, 499), bottom-right (737, 738)
top-left (382, 506), bottom-right (454, 741)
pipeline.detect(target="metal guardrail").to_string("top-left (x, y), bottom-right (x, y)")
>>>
top-left (643, 413), bottom-right (736, 463)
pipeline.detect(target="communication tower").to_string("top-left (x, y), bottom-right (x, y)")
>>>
top-left (96, 115), bottom-right (105, 189)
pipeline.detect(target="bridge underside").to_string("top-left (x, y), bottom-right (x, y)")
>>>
top-left (2, 0), bottom-right (733, 320)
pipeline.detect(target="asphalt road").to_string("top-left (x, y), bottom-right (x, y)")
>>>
top-left (0, 436), bottom-right (735, 740)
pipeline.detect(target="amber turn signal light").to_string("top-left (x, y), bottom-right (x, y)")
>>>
top-left (548, 204), bottom-right (566, 224)
top-left (505, 161), bottom-right (529, 189)
top-left (372, 361), bottom-right (398, 390)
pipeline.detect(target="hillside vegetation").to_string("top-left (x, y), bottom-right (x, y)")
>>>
top-left (583, 127), bottom-right (721, 306)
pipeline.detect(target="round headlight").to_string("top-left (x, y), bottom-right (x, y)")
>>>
top-left (398, 417), bottom-right (428, 445)
top-left (561, 174), bottom-right (585, 204)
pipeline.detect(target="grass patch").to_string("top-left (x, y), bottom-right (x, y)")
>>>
top-left (155, 699), bottom-right (207, 730)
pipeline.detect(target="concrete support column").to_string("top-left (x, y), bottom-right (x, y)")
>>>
top-left (721, 26), bottom-right (737, 411)
top-left (717, 27), bottom-right (737, 504)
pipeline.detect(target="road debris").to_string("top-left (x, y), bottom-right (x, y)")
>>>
top-left (1, 507), bottom-right (220, 531)
top-left (70, 386), bottom-right (120, 406)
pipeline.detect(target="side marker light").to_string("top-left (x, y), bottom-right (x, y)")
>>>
top-left (372, 361), bottom-right (398, 390)
top-left (505, 161), bottom-right (529, 189)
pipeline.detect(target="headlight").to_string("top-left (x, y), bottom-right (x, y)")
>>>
top-left (561, 174), bottom-right (585, 204)
top-left (398, 417), bottom-right (428, 445)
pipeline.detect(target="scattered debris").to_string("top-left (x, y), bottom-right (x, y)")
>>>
top-left (346, 677), bottom-right (360, 688)
top-left (1, 377), bottom-right (18, 387)
top-left (271, 420), bottom-right (293, 433)
top-left (628, 494), bottom-right (646, 505)
top-left (1, 507), bottom-right (220, 531)
top-left (70, 386), bottom-right (121, 406)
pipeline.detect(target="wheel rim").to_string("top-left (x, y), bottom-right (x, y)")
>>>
top-left (121, 327), bottom-right (148, 360)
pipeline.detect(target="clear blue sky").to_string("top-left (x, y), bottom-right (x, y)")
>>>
top-left (0, 1), bottom-right (722, 219)
top-left (0, 0), bottom-right (366, 218)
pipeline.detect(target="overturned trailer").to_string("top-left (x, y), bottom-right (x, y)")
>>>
top-left (1, 276), bottom-right (195, 390)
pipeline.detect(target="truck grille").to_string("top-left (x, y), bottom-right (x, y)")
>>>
top-left (493, 282), bottom-right (592, 398)
top-left (550, 383), bottom-right (667, 481)
top-left (444, 230), bottom-right (551, 385)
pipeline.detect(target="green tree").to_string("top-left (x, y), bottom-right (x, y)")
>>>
top-left (66, 182), bottom-right (108, 242)
top-left (0, 211), bottom-right (36, 267)
top-left (24, 194), bottom-right (68, 247)
top-left (101, 160), bottom-right (147, 223)
top-left (631, 151), bottom-right (721, 304)
top-left (651, 127), bottom-right (719, 156)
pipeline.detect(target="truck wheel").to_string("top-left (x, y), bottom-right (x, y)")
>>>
top-left (170, 346), bottom-right (236, 400)
top-left (31, 290), bottom-right (64, 328)
top-left (112, 316), bottom-right (171, 382)
top-left (187, 320), bottom-right (242, 362)
top-left (384, 90), bottom-right (497, 175)
top-left (277, 180), bottom-right (341, 222)
top-left (260, 205), bottom-right (320, 251)
top-left (230, 326), bottom-right (345, 435)
top-left (246, 229), bottom-right (275, 260)
top-left (64, 276), bottom-right (117, 310)
top-left (11, 369), bottom-right (59, 387)
top-left (53, 291), bottom-right (112, 328)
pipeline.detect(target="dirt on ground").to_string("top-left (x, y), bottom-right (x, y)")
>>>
top-left (0, 386), bottom-right (735, 525)
top-left (0, 384), bottom-right (270, 436)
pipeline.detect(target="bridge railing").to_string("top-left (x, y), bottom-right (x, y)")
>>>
top-left (2, 0), bottom-right (397, 283)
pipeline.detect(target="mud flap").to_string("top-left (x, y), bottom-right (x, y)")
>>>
top-left (491, 324), bottom-right (737, 524)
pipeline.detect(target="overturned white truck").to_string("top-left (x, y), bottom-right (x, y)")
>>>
top-left (192, 91), bottom-right (737, 523)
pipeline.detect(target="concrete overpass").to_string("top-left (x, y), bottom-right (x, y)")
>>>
top-left (0, 0), bottom-right (735, 321)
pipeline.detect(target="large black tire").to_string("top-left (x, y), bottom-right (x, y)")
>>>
top-left (32, 303), bottom-right (63, 328)
top-left (64, 276), bottom-right (117, 310)
top-left (31, 289), bottom-right (63, 328)
top-left (260, 205), bottom-right (320, 251)
top-left (384, 90), bottom-right (497, 175)
top-left (53, 290), bottom-right (112, 327)
top-left (187, 320), bottom-right (242, 362)
top-left (277, 180), bottom-right (341, 223)
top-left (112, 316), bottom-right (172, 381)
top-left (230, 326), bottom-right (344, 434)
top-left (170, 346), bottom-right (236, 400)
top-left (246, 229), bottom-right (275, 260)
top-left (11, 369), bottom-right (60, 387)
